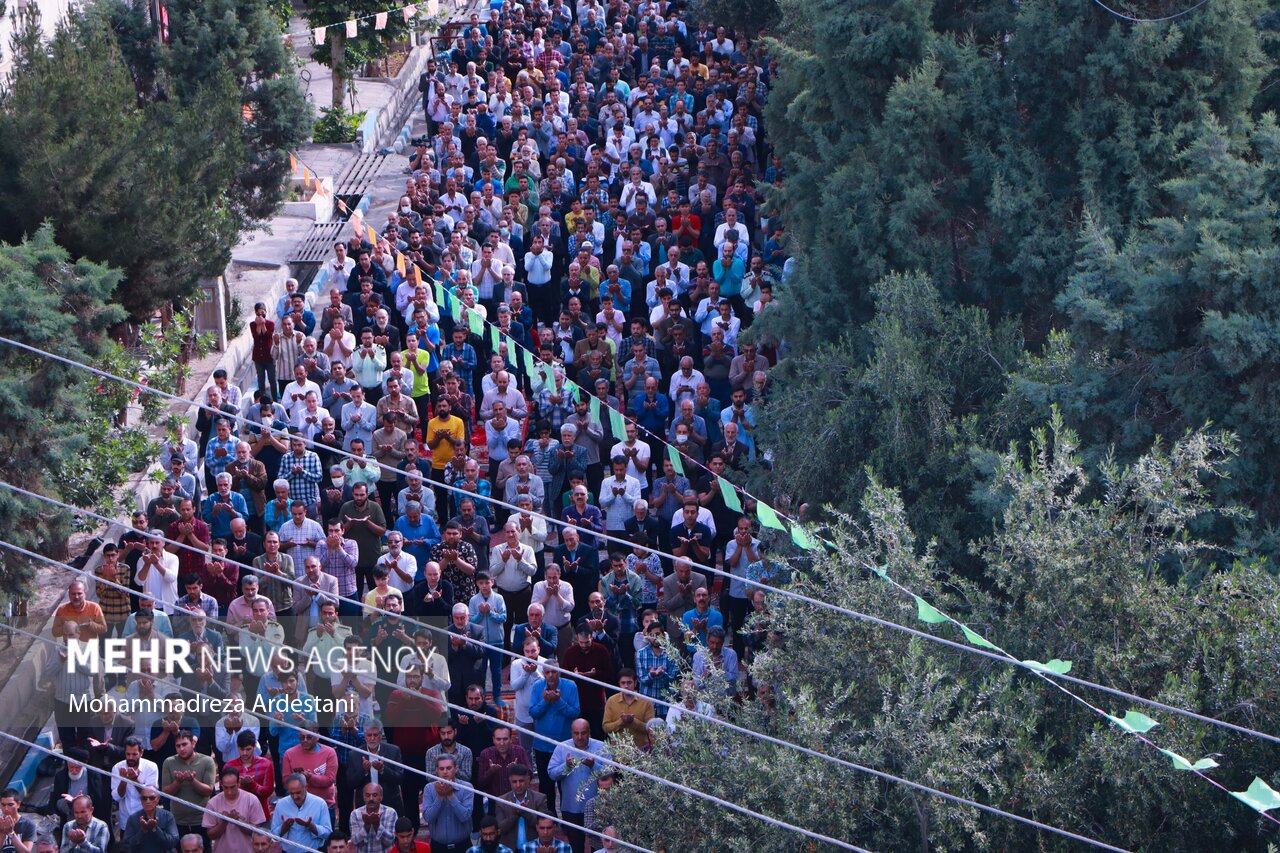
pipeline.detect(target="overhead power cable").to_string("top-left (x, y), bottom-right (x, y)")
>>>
top-left (0, 335), bottom-right (1270, 747)
top-left (0, 495), bottom-right (1135, 852)
top-left (2, 538), bottom-right (868, 853)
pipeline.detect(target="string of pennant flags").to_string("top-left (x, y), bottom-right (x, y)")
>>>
top-left (304, 0), bottom-right (456, 46)
top-left (418, 264), bottom-right (1280, 822)
top-left (401, 245), bottom-right (1280, 824)
top-left (281, 148), bottom-right (1280, 826)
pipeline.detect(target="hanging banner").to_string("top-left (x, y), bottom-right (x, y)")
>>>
top-left (345, 19), bottom-right (357, 37)
top-left (375, 11), bottom-right (388, 29)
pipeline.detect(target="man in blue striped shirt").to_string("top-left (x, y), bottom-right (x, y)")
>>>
top-left (548, 720), bottom-right (611, 853)
top-left (422, 753), bottom-right (473, 853)
top-left (271, 773), bottom-right (332, 852)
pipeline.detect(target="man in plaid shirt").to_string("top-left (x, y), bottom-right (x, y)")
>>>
top-left (60, 794), bottom-right (111, 853)
top-left (278, 433), bottom-right (323, 512)
top-left (635, 620), bottom-right (676, 707)
top-left (349, 782), bottom-right (399, 853)
top-left (314, 520), bottom-right (359, 625)
top-left (93, 543), bottom-right (131, 637)
top-left (225, 730), bottom-right (274, 821)
top-left (204, 418), bottom-right (239, 490)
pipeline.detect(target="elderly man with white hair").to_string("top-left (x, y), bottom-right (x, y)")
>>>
top-left (202, 472), bottom-right (249, 539)
top-left (490, 520), bottom-right (537, 650)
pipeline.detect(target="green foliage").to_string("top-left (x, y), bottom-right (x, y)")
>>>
top-left (303, 1), bottom-right (418, 109)
top-left (0, 0), bottom-right (309, 317)
top-left (751, 272), bottom-right (1026, 570)
top-left (692, 0), bottom-right (779, 40)
top-left (156, 0), bottom-right (312, 223)
top-left (265, 0), bottom-right (292, 31)
top-left (714, 3), bottom-right (1280, 846)
top-left (0, 225), bottom-right (156, 594)
top-left (312, 106), bottom-right (366, 143)
top-left (759, 0), bottom-right (1280, 557)
top-left (604, 430), bottom-right (1280, 850)
top-left (0, 11), bottom-right (244, 318)
top-left (226, 293), bottom-right (245, 341)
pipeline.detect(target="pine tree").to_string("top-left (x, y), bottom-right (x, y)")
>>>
top-left (0, 12), bottom-right (245, 316)
top-left (0, 226), bottom-right (158, 594)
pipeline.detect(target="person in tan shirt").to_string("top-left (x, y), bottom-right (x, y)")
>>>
top-left (52, 579), bottom-right (108, 641)
top-left (601, 669), bottom-right (655, 749)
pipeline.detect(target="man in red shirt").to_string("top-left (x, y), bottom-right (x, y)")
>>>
top-left (282, 723), bottom-right (340, 823)
top-left (226, 730), bottom-right (274, 821)
top-left (166, 498), bottom-right (211, 577)
top-left (392, 816), bottom-right (430, 851)
top-left (560, 623), bottom-right (616, 740)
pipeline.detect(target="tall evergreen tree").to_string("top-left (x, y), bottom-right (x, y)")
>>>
top-left (160, 0), bottom-right (312, 222)
top-left (0, 12), bottom-right (244, 317)
top-left (0, 225), bottom-right (158, 595)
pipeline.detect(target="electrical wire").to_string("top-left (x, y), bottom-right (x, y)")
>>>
top-left (2, 539), bottom-right (868, 853)
top-left (865, 563), bottom-right (1280, 830)
top-left (1, 335), bottom-right (1271, 749)
top-left (0, 505), bottom-right (1136, 852)
top-left (0, 726), bottom-right (301, 850)
top-left (1087, 0), bottom-right (1211, 24)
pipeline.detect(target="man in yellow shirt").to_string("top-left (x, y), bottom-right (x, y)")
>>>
top-left (601, 669), bottom-right (655, 749)
top-left (426, 395), bottom-right (466, 509)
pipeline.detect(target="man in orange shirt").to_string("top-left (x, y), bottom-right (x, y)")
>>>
top-left (52, 579), bottom-right (107, 641)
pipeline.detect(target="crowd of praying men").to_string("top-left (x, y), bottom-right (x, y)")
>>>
top-left (27, 0), bottom-right (794, 848)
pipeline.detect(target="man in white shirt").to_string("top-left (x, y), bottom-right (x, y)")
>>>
top-left (110, 737), bottom-right (159, 833)
top-left (280, 364), bottom-right (322, 421)
top-left (138, 533), bottom-right (180, 613)
top-left (376, 531), bottom-right (419, 595)
top-left (480, 371), bottom-right (528, 420)
top-left (278, 502), bottom-right (325, 568)
top-left (619, 167), bottom-right (657, 214)
top-left (609, 424), bottom-right (651, 483)
top-left (327, 242), bottom-right (355, 281)
top-left (530, 563), bottom-right (575, 641)
top-left (667, 357), bottom-right (705, 404)
top-left (320, 316), bottom-right (356, 369)
top-left (598, 457), bottom-right (644, 533)
top-left (713, 207), bottom-right (749, 255)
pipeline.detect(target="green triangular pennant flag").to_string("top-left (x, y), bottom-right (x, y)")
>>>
top-left (588, 393), bottom-right (601, 422)
top-left (869, 564), bottom-right (889, 580)
top-left (522, 347), bottom-right (536, 377)
top-left (433, 280), bottom-right (448, 308)
top-left (959, 624), bottom-right (1000, 651)
top-left (488, 322), bottom-right (500, 351)
top-left (608, 406), bottom-right (626, 438)
top-left (667, 443), bottom-right (685, 476)
top-left (1159, 749), bottom-right (1219, 772)
top-left (1105, 710), bottom-right (1159, 734)
top-left (564, 380), bottom-right (578, 403)
top-left (755, 501), bottom-right (786, 531)
top-left (1232, 778), bottom-right (1280, 812)
top-left (467, 308), bottom-right (483, 336)
top-left (718, 476), bottom-right (742, 512)
top-left (789, 521), bottom-right (818, 551)
top-left (1022, 659), bottom-right (1072, 675)
top-left (914, 596), bottom-right (949, 625)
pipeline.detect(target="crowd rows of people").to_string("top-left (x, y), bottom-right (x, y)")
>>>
top-left (27, 0), bottom-right (795, 849)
